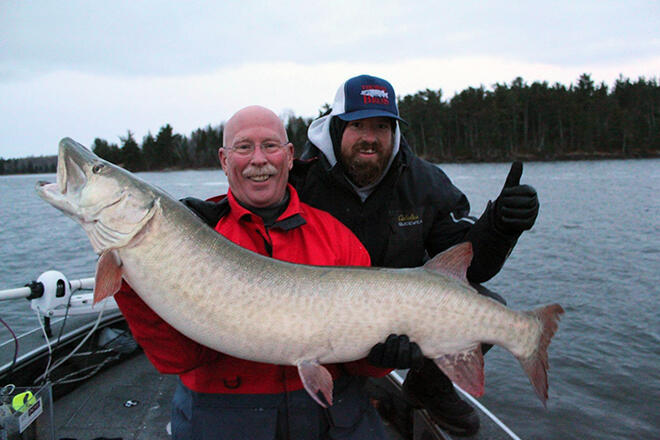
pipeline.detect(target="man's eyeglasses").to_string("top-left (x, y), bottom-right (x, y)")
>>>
top-left (224, 142), bottom-right (288, 156)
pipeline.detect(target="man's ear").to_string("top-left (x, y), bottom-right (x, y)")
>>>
top-left (218, 148), bottom-right (228, 171)
top-left (286, 143), bottom-right (294, 169)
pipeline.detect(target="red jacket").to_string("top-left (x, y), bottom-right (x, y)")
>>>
top-left (115, 185), bottom-right (390, 394)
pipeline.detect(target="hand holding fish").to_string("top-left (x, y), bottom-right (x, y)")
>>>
top-left (367, 334), bottom-right (425, 370)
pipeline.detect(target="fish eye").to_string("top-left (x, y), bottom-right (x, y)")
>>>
top-left (92, 164), bottom-right (105, 174)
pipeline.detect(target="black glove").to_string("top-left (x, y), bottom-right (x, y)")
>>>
top-left (367, 334), bottom-right (425, 370)
top-left (493, 161), bottom-right (539, 236)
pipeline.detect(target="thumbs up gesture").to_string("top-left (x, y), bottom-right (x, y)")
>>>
top-left (493, 162), bottom-right (539, 235)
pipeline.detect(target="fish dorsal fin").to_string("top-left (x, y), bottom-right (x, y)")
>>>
top-left (94, 251), bottom-right (123, 304)
top-left (423, 242), bottom-right (473, 283)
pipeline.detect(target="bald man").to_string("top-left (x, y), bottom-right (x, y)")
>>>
top-left (218, 105), bottom-right (294, 208)
top-left (115, 106), bottom-right (391, 439)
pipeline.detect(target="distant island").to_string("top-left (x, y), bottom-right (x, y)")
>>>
top-left (2, 74), bottom-right (658, 175)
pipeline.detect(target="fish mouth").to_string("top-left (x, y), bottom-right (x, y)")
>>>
top-left (35, 137), bottom-right (158, 254)
top-left (35, 138), bottom-right (97, 215)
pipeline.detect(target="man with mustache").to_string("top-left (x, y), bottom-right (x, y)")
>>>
top-left (115, 105), bottom-right (395, 439)
top-left (291, 75), bottom-right (540, 437)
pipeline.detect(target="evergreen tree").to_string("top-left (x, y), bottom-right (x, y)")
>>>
top-left (142, 133), bottom-right (157, 170)
top-left (285, 114), bottom-right (312, 157)
top-left (154, 124), bottom-right (179, 169)
top-left (188, 126), bottom-right (221, 168)
top-left (92, 138), bottom-right (121, 164)
top-left (120, 130), bottom-right (145, 171)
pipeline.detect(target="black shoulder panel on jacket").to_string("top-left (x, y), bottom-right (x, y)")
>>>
top-left (180, 197), bottom-right (229, 228)
top-left (299, 140), bottom-right (322, 161)
top-left (290, 156), bottom-right (319, 188)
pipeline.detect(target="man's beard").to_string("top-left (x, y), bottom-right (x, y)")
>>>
top-left (342, 143), bottom-right (389, 187)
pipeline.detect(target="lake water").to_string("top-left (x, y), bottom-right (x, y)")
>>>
top-left (1, 159), bottom-right (658, 439)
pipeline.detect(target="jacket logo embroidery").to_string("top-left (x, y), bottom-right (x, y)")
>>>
top-left (397, 213), bottom-right (422, 227)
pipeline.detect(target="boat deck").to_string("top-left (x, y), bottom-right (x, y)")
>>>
top-left (53, 352), bottom-right (175, 439)
top-left (52, 353), bottom-right (408, 440)
top-left (2, 313), bottom-right (515, 439)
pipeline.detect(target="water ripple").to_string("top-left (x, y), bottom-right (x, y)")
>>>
top-left (2, 160), bottom-right (659, 439)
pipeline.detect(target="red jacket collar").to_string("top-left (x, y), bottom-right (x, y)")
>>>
top-left (223, 184), bottom-right (306, 228)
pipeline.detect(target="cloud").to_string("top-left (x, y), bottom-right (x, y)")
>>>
top-left (2, 53), bottom-right (659, 158)
top-left (3, 0), bottom-right (658, 83)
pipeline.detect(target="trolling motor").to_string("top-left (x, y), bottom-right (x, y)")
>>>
top-left (1, 270), bottom-right (118, 318)
top-left (29, 271), bottom-right (117, 317)
top-left (0, 271), bottom-right (117, 339)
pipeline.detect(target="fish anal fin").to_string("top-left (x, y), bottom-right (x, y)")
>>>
top-left (423, 242), bottom-right (472, 283)
top-left (297, 360), bottom-right (333, 408)
top-left (518, 303), bottom-right (564, 407)
top-left (94, 251), bottom-right (123, 304)
top-left (433, 346), bottom-right (484, 397)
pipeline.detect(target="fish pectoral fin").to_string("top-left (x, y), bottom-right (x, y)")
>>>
top-left (93, 251), bottom-right (123, 304)
top-left (433, 345), bottom-right (484, 398)
top-left (297, 360), bottom-right (333, 408)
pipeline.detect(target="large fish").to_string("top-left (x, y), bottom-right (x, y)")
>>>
top-left (36, 138), bottom-right (563, 407)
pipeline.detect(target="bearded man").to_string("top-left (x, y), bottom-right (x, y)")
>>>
top-left (290, 74), bottom-right (540, 437)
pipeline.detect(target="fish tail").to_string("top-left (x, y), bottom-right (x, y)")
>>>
top-left (518, 303), bottom-right (564, 406)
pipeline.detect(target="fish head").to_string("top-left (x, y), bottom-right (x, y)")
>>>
top-left (36, 137), bottom-right (160, 254)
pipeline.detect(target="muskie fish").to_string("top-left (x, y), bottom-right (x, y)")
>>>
top-left (37, 138), bottom-right (564, 407)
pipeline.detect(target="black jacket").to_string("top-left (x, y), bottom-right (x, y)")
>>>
top-left (290, 139), bottom-right (518, 283)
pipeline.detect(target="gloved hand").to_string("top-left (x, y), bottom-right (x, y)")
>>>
top-left (493, 161), bottom-right (539, 236)
top-left (367, 334), bottom-right (425, 370)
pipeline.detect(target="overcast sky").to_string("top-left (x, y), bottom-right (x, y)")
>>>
top-left (1, 0), bottom-right (658, 159)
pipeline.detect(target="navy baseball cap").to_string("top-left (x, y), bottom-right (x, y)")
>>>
top-left (332, 75), bottom-right (407, 124)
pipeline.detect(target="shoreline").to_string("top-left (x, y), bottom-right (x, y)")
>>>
top-left (1, 151), bottom-right (658, 176)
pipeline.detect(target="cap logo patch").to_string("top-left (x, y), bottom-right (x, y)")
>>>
top-left (360, 85), bottom-right (389, 105)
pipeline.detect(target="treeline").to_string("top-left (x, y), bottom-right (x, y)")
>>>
top-left (2, 74), bottom-right (658, 175)
top-left (0, 114), bottom-right (313, 175)
top-left (88, 115), bottom-right (312, 172)
top-left (400, 74), bottom-right (659, 161)
top-left (0, 155), bottom-right (57, 175)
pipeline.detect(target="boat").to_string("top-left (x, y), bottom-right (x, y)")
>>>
top-left (0, 271), bottom-right (521, 439)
